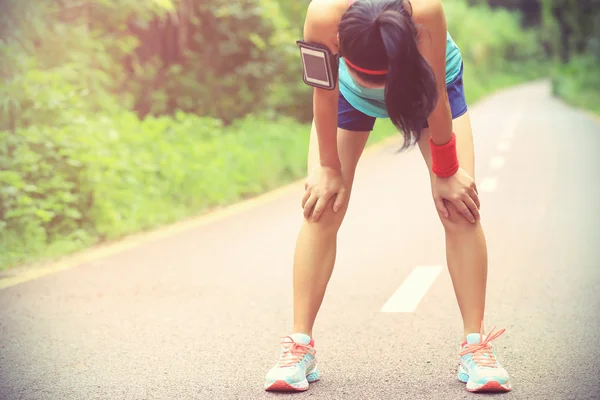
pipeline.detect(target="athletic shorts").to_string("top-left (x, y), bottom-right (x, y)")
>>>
top-left (337, 62), bottom-right (468, 132)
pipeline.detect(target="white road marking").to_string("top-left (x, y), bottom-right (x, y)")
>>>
top-left (501, 104), bottom-right (524, 140)
top-left (381, 266), bottom-right (442, 313)
top-left (497, 141), bottom-right (511, 152)
top-left (489, 156), bottom-right (506, 170)
top-left (479, 177), bottom-right (498, 193)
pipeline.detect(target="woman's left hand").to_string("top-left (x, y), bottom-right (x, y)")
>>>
top-left (431, 168), bottom-right (480, 223)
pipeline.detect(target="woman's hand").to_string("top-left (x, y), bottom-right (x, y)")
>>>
top-left (302, 165), bottom-right (347, 222)
top-left (432, 168), bottom-right (480, 223)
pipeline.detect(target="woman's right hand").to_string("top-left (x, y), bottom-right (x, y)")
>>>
top-left (302, 165), bottom-right (347, 222)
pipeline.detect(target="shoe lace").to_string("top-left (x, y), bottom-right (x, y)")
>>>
top-left (459, 324), bottom-right (506, 368)
top-left (277, 336), bottom-right (314, 367)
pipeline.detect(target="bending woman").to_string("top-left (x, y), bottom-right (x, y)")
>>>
top-left (264, 0), bottom-right (511, 393)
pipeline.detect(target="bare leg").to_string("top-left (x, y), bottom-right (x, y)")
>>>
top-left (293, 120), bottom-right (370, 337)
top-left (418, 112), bottom-right (487, 338)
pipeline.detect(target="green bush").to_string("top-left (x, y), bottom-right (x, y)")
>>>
top-left (445, 0), bottom-right (547, 102)
top-left (1, 0), bottom-right (552, 270)
top-left (552, 56), bottom-right (600, 115)
top-left (0, 110), bottom-right (315, 268)
top-left (1, 0), bottom-right (305, 123)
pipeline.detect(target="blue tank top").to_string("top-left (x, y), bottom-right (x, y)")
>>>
top-left (338, 29), bottom-right (463, 119)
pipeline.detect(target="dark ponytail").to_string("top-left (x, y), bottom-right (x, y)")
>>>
top-left (340, 0), bottom-right (438, 149)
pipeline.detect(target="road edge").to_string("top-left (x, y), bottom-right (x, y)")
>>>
top-left (6, 80), bottom-right (590, 290)
top-left (0, 134), bottom-right (401, 289)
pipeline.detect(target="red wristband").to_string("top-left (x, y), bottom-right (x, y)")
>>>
top-left (429, 133), bottom-right (459, 177)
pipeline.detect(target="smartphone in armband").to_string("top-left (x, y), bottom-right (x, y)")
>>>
top-left (296, 40), bottom-right (339, 91)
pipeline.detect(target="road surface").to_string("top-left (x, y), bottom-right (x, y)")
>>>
top-left (1, 81), bottom-right (599, 400)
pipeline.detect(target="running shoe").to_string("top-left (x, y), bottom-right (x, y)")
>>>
top-left (264, 333), bottom-right (319, 392)
top-left (458, 323), bottom-right (512, 392)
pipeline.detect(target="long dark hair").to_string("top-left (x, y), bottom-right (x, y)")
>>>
top-left (339, 0), bottom-right (438, 149)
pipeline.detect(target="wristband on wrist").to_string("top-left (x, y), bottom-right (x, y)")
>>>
top-left (429, 133), bottom-right (459, 177)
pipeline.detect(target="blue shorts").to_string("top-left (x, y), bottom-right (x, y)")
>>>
top-left (338, 63), bottom-right (468, 132)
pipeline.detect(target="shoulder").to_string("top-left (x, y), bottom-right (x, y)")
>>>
top-left (410, 0), bottom-right (447, 49)
top-left (304, 0), bottom-right (348, 53)
top-left (410, 0), bottom-right (445, 26)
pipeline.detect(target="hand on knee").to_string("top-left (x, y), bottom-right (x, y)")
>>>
top-left (437, 201), bottom-right (480, 234)
top-left (302, 164), bottom-right (353, 231)
top-left (304, 198), bottom-right (349, 233)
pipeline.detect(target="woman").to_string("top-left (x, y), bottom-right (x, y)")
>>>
top-left (264, 0), bottom-right (511, 393)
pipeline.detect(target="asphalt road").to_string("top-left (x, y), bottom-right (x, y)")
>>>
top-left (1, 81), bottom-right (599, 400)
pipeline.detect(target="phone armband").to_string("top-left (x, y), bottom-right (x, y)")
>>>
top-left (296, 40), bottom-right (339, 91)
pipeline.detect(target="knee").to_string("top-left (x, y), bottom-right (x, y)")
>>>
top-left (437, 201), bottom-right (479, 234)
top-left (306, 199), bottom-right (349, 233)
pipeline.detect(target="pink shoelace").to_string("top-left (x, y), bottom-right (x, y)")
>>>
top-left (459, 324), bottom-right (506, 368)
top-left (277, 336), bottom-right (314, 367)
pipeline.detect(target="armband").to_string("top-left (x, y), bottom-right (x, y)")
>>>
top-left (296, 40), bottom-right (339, 91)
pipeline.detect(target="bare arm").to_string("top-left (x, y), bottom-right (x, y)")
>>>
top-left (303, 0), bottom-right (344, 170)
top-left (416, 0), bottom-right (454, 146)
top-left (415, 0), bottom-right (481, 223)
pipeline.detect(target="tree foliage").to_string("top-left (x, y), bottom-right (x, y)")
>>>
top-left (1, 0), bottom-right (305, 126)
top-left (473, 0), bottom-right (600, 62)
top-left (0, 0), bottom-right (596, 269)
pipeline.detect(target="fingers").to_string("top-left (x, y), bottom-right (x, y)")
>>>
top-left (462, 194), bottom-right (480, 222)
top-left (434, 197), bottom-right (449, 219)
top-left (452, 198), bottom-right (476, 223)
top-left (311, 192), bottom-right (334, 222)
top-left (303, 181), bottom-right (347, 221)
top-left (301, 188), bottom-right (311, 209)
top-left (469, 186), bottom-right (481, 210)
top-left (303, 193), bottom-right (318, 220)
top-left (332, 187), bottom-right (347, 213)
top-left (448, 189), bottom-right (481, 223)
top-left (302, 189), bottom-right (345, 221)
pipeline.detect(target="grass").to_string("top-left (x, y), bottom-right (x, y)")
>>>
top-left (0, 66), bottom-right (546, 271)
top-left (551, 57), bottom-right (600, 116)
